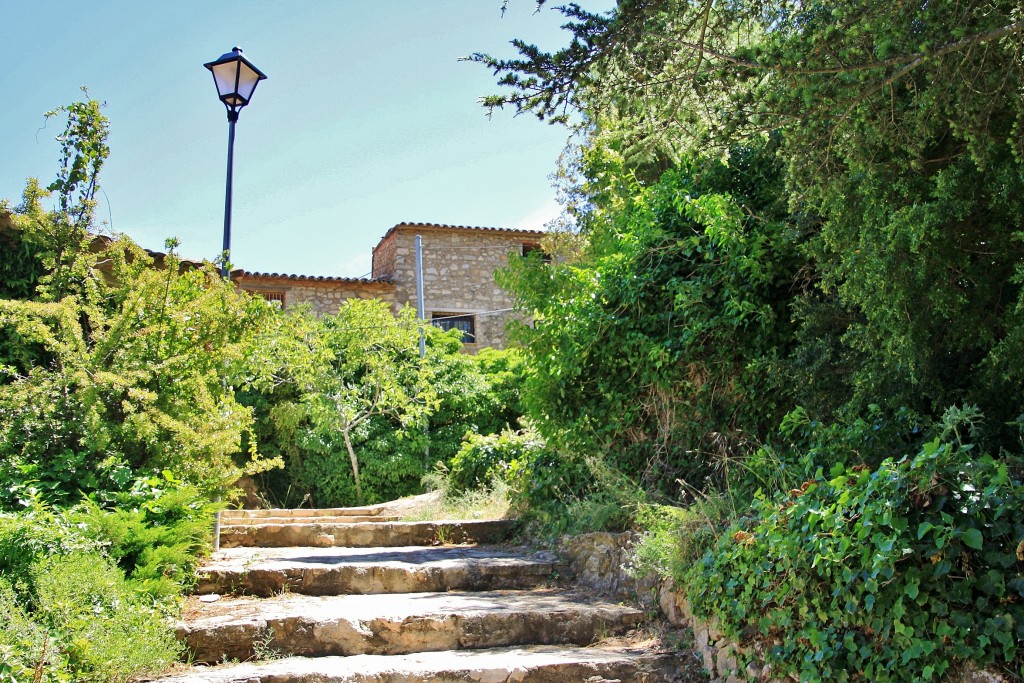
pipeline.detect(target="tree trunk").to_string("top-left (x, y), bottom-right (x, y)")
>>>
top-left (341, 427), bottom-right (362, 504)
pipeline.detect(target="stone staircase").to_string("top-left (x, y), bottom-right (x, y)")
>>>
top-left (157, 505), bottom-right (686, 682)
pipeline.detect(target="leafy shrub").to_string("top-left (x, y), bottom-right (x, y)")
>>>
top-left (274, 419), bottom-right (429, 507)
top-left (0, 210), bottom-right (46, 301)
top-left (68, 479), bottom-right (215, 598)
top-left (0, 577), bottom-right (68, 683)
top-left (731, 404), bottom-right (929, 505)
top-left (0, 506), bottom-right (185, 682)
top-left (0, 506), bottom-right (95, 593)
top-left (240, 301), bottom-right (436, 506)
top-left (245, 305), bottom-right (527, 507)
top-left (1, 98), bottom-right (278, 507)
top-left (499, 143), bottom-right (799, 499)
top-left (449, 428), bottom-right (545, 491)
top-left (445, 427), bottom-right (627, 533)
top-left (424, 346), bottom-right (526, 466)
top-left (32, 553), bottom-right (182, 682)
top-left (630, 500), bottom-right (729, 584)
top-left (686, 438), bottom-right (1024, 681)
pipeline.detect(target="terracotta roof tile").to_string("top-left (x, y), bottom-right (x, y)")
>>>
top-left (378, 221), bottom-right (545, 242)
top-left (236, 270), bottom-right (393, 285)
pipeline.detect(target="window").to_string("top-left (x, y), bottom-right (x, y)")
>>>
top-left (251, 290), bottom-right (286, 308)
top-left (432, 312), bottom-right (475, 343)
top-left (521, 242), bottom-right (551, 263)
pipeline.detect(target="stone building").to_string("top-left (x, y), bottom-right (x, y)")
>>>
top-left (234, 222), bottom-right (545, 351)
top-left (234, 272), bottom-right (393, 312)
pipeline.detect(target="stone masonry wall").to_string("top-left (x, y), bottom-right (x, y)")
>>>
top-left (239, 224), bottom-right (542, 350)
top-left (372, 234), bottom-right (397, 280)
top-left (381, 227), bottom-right (537, 350)
top-left (240, 278), bottom-right (393, 317)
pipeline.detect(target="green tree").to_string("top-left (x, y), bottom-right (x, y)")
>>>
top-left (481, 0), bottom-right (1024, 450)
top-left (500, 140), bottom-right (800, 492)
top-left (423, 345), bottom-right (527, 466)
top-left (244, 300), bottom-right (440, 504)
top-left (243, 304), bottom-right (528, 507)
top-left (0, 97), bottom-right (278, 505)
top-left (309, 301), bottom-right (437, 502)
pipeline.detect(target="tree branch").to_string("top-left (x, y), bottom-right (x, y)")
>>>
top-left (662, 19), bottom-right (1024, 76)
top-left (691, 0), bottom-right (715, 81)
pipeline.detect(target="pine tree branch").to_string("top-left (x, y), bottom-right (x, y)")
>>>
top-left (663, 19), bottom-right (1024, 76)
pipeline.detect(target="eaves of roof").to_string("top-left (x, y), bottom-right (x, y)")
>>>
top-left (234, 270), bottom-right (394, 286)
top-left (376, 221), bottom-right (545, 244)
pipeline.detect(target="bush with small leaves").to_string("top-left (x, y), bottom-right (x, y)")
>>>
top-left (686, 437), bottom-right (1024, 681)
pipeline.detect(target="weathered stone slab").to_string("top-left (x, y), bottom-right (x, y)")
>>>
top-left (222, 515), bottom-right (402, 525)
top-left (154, 644), bottom-right (682, 682)
top-left (195, 545), bottom-right (562, 597)
top-left (219, 519), bottom-right (516, 549)
top-left (222, 506), bottom-right (388, 520)
top-left (179, 589), bottom-right (645, 663)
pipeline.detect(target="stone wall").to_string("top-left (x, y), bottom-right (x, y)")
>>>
top-left (557, 532), bottom-right (646, 601)
top-left (372, 234), bottom-right (397, 280)
top-left (238, 276), bottom-right (393, 317)
top-left (373, 224), bottom-right (540, 350)
top-left (236, 223), bottom-right (543, 350)
top-left (558, 532), bottom-right (1006, 683)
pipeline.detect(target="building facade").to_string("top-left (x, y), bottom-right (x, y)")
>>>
top-left (235, 222), bottom-right (544, 351)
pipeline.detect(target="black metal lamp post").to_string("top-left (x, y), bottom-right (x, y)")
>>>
top-left (204, 47), bottom-right (267, 277)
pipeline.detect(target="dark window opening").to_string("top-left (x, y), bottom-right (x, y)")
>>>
top-left (432, 312), bottom-right (475, 343)
top-left (521, 242), bottom-right (551, 263)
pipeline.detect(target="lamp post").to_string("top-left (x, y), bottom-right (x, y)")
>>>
top-left (204, 47), bottom-right (267, 277)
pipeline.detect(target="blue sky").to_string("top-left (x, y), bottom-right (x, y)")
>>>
top-left (1, 2), bottom-right (609, 277)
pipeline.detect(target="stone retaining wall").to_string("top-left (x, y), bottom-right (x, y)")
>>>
top-left (558, 531), bottom-right (1006, 683)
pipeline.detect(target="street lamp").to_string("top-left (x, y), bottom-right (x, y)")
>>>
top-left (204, 47), bottom-right (267, 277)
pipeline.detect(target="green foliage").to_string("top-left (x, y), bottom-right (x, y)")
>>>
top-left (525, 452), bottom-right (636, 535)
top-left (500, 141), bottom-right (799, 493)
top-left (0, 577), bottom-right (69, 683)
top-left (439, 425), bottom-right (622, 534)
top-left (448, 427), bottom-right (546, 492)
top-left (487, 3), bottom-right (1024, 677)
top-left (479, 1), bottom-right (1024, 173)
top-left (0, 507), bottom-right (95, 594)
top-left (244, 301), bottom-right (439, 506)
top-left (31, 553), bottom-right (182, 682)
top-left (0, 97), bottom-right (278, 505)
top-left (424, 346), bottom-right (527, 465)
top-left (804, 143), bottom-right (1024, 445)
top-left (485, 0), bottom-right (1024, 454)
top-left (0, 95), bottom-right (272, 680)
top-left (0, 247), bottom-right (274, 503)
top-left (413, 472), bottom-right (512, 522)
top-left (244, 304), bottom-right (527, 507)
top-left (68, 482), bottom-right (215, 599)
top-left (0, 502), bottom-right (187, 682)
top-left (686, 437), bottom-right (1024, 681)
top-left (0, 210), bottom-right (46, 301)
top-left (630, 501), bottom-right (727, 585)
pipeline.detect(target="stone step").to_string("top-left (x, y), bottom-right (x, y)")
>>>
top-left (179, 588), bottom-right (646, 664)
top-left (154, 644), bottom-right (682, 682)
top-left (195, 545), bottom-right (562, 597)
top-left (219, 519), bottom-right (516, 549)
top-left (222, 515), bottom-right (403, 525)
top-left (221, 506), bottom-right (388, 520)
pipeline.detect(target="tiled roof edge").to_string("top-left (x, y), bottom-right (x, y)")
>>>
top-left (236, 270), bottom-right (394, 285)
top-left (377, 221), bottom-right (546, 245)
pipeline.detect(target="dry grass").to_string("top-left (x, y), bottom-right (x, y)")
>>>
top-left (398, 478), bottom-right (512, 522)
